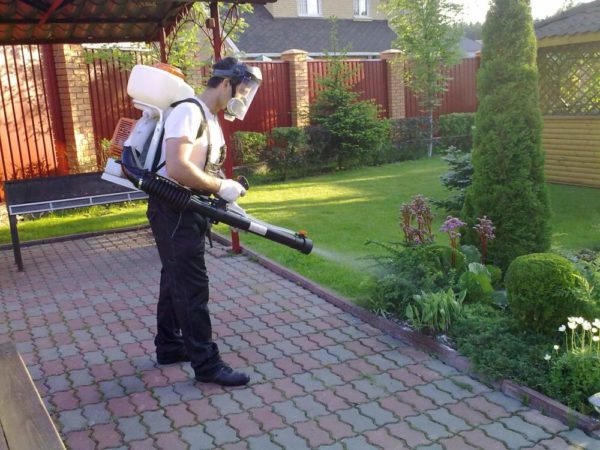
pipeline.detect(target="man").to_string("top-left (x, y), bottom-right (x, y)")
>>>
top-left (146, 57), bottom-right (261, 386)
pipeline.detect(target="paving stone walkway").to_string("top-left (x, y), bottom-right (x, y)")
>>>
top-left (1, 230), bottom-right (599, 450)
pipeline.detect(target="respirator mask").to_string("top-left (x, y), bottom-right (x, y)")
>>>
top-left (213, 64), bottom-right (262, 121)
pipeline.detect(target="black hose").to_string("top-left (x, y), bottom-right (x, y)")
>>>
top-left (120, 148), bottom-right (313, 255)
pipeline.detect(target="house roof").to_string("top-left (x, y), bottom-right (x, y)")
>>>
top-left (0, 0), bottom-right (276, 46)
top-left (535, 0), bottom-right (600, 39)
top-left (460, 37), bottom-right (482, 53)
top-left (236, 5), bottom-right (397, 56)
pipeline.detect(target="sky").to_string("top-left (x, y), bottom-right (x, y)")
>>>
top-left (458, 0), bottom-right (595, 23)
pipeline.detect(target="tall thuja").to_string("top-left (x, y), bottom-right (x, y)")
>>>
top-left (463, 0), bottom-right (550, 270)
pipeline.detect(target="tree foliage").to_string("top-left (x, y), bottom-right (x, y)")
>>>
top-left (84, 2), bottom-right (253, 87)
top-left (462, 0), bottom-right (551, 270)
top-left (382, 0), bottom-right (463, 157)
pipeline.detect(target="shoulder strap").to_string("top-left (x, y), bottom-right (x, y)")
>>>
top-left (152, 98), bottom-right (209, 172)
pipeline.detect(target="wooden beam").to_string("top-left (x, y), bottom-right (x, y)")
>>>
top-left (0, 343), bottom-right (65, 450)
top-left (537, 31), bottom-right (600, 48)
top-left (38, 0), bottom-right (65, 25)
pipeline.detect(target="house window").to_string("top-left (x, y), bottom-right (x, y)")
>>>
top-left (298, 0), bottom-right (321, 16)
top-left (354, 0), bottom-right (369, 17)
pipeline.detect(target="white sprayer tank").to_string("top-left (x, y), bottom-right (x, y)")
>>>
top-left (127, 64), bottom-right (194, 110)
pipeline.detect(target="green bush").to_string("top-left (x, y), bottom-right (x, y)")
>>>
top-left (438, 113), bottom-right (475, 151)
top-left (263, 127), bottom-right (308, 180)
top-left (460, 244), bottom-right (481, 264)
top-left (367, 243), bottom-right (464, 316)
top-left (549, 350), bottom-right (600, 416)
top-left (505, 253), bottom-right (595, 334)
top-left (486, 264), bottom-right (503, 289)
top-left (389, 117), bottom-right (430, 161)
top-left (449, 303), bottom-right (550, 389)
top-left (309, 56), bottom-right (390, 170)
top-left (462, 0), bottom-right (551, 270)
top-left (458, 262), bottom-right (494, 304)
top-left (233, 131), bottom-right (267, 165)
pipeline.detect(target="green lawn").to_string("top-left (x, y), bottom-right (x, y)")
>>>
top-left (2, 158), bottom-right (599, 299)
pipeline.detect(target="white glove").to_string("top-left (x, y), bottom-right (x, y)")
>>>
top-left (217, 179), bottom-right (246, 203)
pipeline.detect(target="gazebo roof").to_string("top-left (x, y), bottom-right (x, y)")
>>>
top-left (0, 0), bottom-right (276, 46)
top-left (535, 0), bottom-right (600, 39)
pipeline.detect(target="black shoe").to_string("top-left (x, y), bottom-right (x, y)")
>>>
top-left (157, 349), bottom-right (190, 365)
top-left (195, 363), bottom-right (250, 386)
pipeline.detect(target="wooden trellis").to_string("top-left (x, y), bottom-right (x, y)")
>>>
top-left (538, 42), bottom-right (600, 116)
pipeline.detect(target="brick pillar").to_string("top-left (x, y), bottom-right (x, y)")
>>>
top-left (53, 44), bottom-right (97, 173)
top-left (381, 49), bottom-right (406, 119)
top-left (281, 49), bottom-right (309, 127)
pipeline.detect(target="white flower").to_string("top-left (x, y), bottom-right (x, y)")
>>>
top-left (568, 316), bottom-right (577, 322)
top-left (593, 328), bottom-right (598, 334)
top-left (558, 325), bottom-right (566, 332)
top-left (594, 336), bottom-right (600, 342)
top-left (576, 317), bottom-right (585, 324)
top-left (553, 345), bottom-right (560, 350)
top-left (568, 322), bottom-right (578, 330)
top-left (544, 354), bottom-right (551, 361)
top-left (594, 319), bottom-right (600, 328)
top-left (583, 321), bottom-right (592, 331)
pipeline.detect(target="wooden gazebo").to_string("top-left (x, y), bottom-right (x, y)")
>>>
top-left (536, 0), bottom-right (600, 188)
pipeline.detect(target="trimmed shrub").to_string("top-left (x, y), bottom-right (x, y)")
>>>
top-left (505, 253), bottom-right (595, 334)
top-left (549, 350), bottom-right (600, 416)
top-left (462, 0), bottom-right (551, 270)
top-left (233, 131), bottom-right (267, 165)
top-left (438, 113), bottom-right (475, 151)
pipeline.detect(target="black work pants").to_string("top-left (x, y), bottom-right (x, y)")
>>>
top-left (146, 196), bottom-right (220, 374)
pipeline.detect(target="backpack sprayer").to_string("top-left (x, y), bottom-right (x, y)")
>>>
top-left (102, 63), bottom-right (313, 255)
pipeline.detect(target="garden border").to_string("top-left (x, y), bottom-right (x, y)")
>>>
top-left (211, 232), bottom-right (600, 436)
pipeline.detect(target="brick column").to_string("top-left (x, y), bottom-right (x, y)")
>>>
top-left (281, 49), bottom-right (309, 127)
top-left (381, 49), bottom-right (406, 119)
top-left (53, 44), bottom-right (97, 173)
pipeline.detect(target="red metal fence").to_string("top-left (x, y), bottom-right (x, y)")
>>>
top-left (405, 57), bottom-right (480, 118)
top-left (0, 45), bottom-right (67, 201)
top-left (308, 59), bottom-right (389, 116)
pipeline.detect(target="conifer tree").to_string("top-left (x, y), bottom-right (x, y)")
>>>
top-left (463, 0), bottom-right (551, 270)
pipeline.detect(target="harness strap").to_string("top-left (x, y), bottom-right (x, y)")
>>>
top-left (151, 98), bottom-right (209, 172)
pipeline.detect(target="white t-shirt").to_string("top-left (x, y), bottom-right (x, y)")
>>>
top-left (156, 97), bottom-right (225, 178)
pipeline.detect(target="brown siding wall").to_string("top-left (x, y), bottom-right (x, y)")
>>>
top-left (543, 116), bottom-right (600, 188)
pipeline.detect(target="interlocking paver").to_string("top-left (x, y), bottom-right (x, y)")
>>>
top-left (246, 434), bottom-right (283, 450)
top-left (3, 232), bottom-right (600, 450)
top-left (117, 416), bottom-right (149, 443)
top-left (500, 415), bottom-right (552, 443)
top-left (338, 407), bottom-right (378, 432)
top-left (406, 414), bottom-right (453, 440)
top-left (180, 425), bottom-right (214, 450)
top-left (293, 420), bottom-right (334, 447)
top-left (204, 418), bottom-right (239, 446)
top-left (271, 427), bottom-right (310, 450)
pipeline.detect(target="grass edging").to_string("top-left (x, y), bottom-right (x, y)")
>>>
top-left (211, 231), bottom-right (600, 436)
